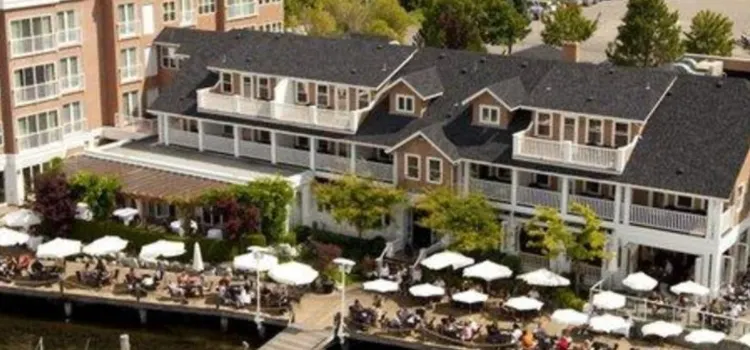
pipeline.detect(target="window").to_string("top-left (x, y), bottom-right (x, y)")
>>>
top-left (198, 0), bottom-right (215, 14)
top-left (534, 174), bottom-right (550, 188)
top-left (294, 136), bottom-right (310, 150)
top-left (254, 130), bottom-right (270, 144)
top-left (563, 117), bottom-right (576, 142)
top-left (257, 77), bottom-right (271, 100)
top-left (13, 64), bottom-right (57, 105)
top-left (479, 105), bottom-right (500, 125)
top-left (405, 154), bottom-right (420, 180)
top-left (493, 167), bottom-right (511, 180)
top-left (121, 91), bottom-right (140, 118)
top-left (357, 89), bottom-right (370, 109)
top-left (163, 1), bottom-right (177, 21)
top-left (395, 94), bottom-right (414, 113)
top-left (675, 195), bottom-right (693, 209)
top-left (221, 72), bottom-right (233, 93)
top-left (62, 101), bottom-right (84, 134)
top-left (295, 82), bottom-right (308, 104)
top-left (148, 202), bottom-right (170, 218)
top-left (9, 16), bottom-right (54, 56)
top-left (583, 181), bottom-right (601, 195)
top-left (17, 110), bottom-right (60, 151)
top-left (116, 3), bottom-right (138, 38)
top-left (614, 122), bottom-right (629, 147)
top-left (159, 46), bottom-right (179, 69)
top-left (536, 113), bottom-right (551, 137)
top-left (427, 157), bottom-right (442, 184)
top-left (57, 10), bottom-right (80, 45)
top-left (227, 0), bottom-right (255, 19)
top-left (241, 76), bottom-right (252, 98)
top-left (316, 85), bottom-right (329, 107)
top-left (119, 47), bottom-right (139, 81)
top-left (176, 118), bottom-right (198, 132)
top-left (59, 57), bottom-right (82, 92)
top-left (587, 119), bottom-right (603, 145)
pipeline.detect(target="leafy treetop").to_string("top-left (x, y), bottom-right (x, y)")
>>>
top-left (684, 10), bottom-right (734, 56)
top-left (69, 172), bottom-right (122, 221)
top-left (541, 4), bottom-right (598, 47)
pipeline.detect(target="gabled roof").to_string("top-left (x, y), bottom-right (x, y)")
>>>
top-left (511, 44), bottom-right (563, 61)
top-left (461, 77), bottom-right (527, 110)
top-left (398, 66), bottom-right (444, 99)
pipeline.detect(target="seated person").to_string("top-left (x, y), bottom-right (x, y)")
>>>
top-left (154, 262), bottom-right (165, 281)
top-left (95, 259), bottom-right (107, 273)
top-left (521, 330), bottom-right (537, 349)
top-left (125, 268), bottom-right (139, 292)
top-left (30, 259), bottom-right (44, 277)
top-left (555, 331), bottom-right (572, 350)
top-left (167, 282), bottom-right (186, 301)
top-left (511, 324), bottom-right (523, 344)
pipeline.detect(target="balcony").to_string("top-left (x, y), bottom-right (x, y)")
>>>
top-left (57, 28), bottom-right (82, 46)
top-left (117, 21), bottom-right (140, 39)
top-left (469, 178), bottom-right (511, 203)
top-left (227, 1), bottom-right (256, 19)
top-left (315, 153), bottom-right (350, 174)
top-left (629, 204), bottom-right (707, 236)
top-left (276, 147), bottom-right (309, 167)
top-left (60, 74), bottom-right (84, 93)
top-left (119, 65), bottom-right (142, 83)
top-left (569, 194), bottom-right (615, 219)
top-left (203, 134), bottom-right (234, 154)
top-left (13, 81), bottom-right (60, 106)
top-left (238, 140), bottom-right (272, 161)
top-left (513, 127), bottom-right (638, 173)
top-left (115, 113), bottom-right (156, 134)
top-left (17, 127), bottom-right (63, 152)
top-left (355, 160), bottom-right (393, 183)
top-left (9, 33), bottom-right (56, 57)
top-left (180, 10), bottom-right (196, 27)
top-left (517, 186), bottom-right (561, 209)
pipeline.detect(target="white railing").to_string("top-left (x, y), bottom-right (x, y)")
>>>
top-left (579, 263), bottom-right (603, 286)
top-left (469, 178), bottom-right (512, 202)
top-left (63, 120), bottom-right (87, 135)
top-left (720, 208), bottom-right (735, 235)
top-left (316, 108), bottom-right (356, 130)
top-left (517, 186), bottom-right (561, 208)
top-left (518, 252), bottom-right (549, 272)
top-left (227, 1), bottom-right (256, 19)
top-left (180, 10), bottom-right (196, 26)
top-left (276, 147), bottom-right (309, 167)
top-left (629, 204), bottom-right (707, 235)
top-left (197, 89), bottom-right (272, 117)
top-left (57, 27), bottom-right (81, 45)
top-left (569, 194), bottom-right (615, 219)
top-left (119, 65), bottom-right (141, 82)
top-left (115, 113), bottom-right (156, 134)
top-left (355, 160), bottom-right (393, 182)
top-left (10, 32), bottom-right (56, 57)
top-left (13, 80), bottom-right (59, 106)
top-left (315, 153), bottom-right (350, 174)
top-left (169, 129), bottom-right (199, 148)
top-left (513, 128), bottom-right (638, 173)
top-left (273, 103), bottom-right (314, 124)
top-left (17, 127), bottom-right (63, 151)
top-left (117, 21), bottom-right (140, 38)
top-left (203, 134), bottom-right (234, 154)
top-left (59, 74), bottom-right (84, 93)
top-left (238, 140), bottom-right (272, 161)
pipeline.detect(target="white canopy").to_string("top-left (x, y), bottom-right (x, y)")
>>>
top-left (36, 238), bottom-right (82, 259)
top-left (551, 309), bottom-right (589, 326)
top-left (0, 227), bottom-right (30, 247)
top-left (737, 333), bottom-right (750, 346)
top-left (685, 329), bottom-right (725, 344)
top-left (333, 257), bottom-right (356, 269)
top-left (233, 251), bottom-right (279, 272)
top-left (247, 245), bottom-right (272, 252)
top-left (517, 268), bottom-right (570, 287)
top-left (670, 281), bottom-right (710, 296)
top-left (420, 251), bottom-right (475, 270)
top-left (588, 314), bottom-right (627, 333)
top-left (75, 202), bottom-right (93, 221)
top-left (451, 290), bottom-right (488, 304)
top-left (113, 207), bottom-right (139, 221)
top-left (409, 283), bottom-right (445, 298)
top-left (622, 271), bottom-right (658, 291)
top-left (139, 240), bottom-right (186, 260)
top-left (1, 209), bottom-right (41, 228)
top-left (462, 260), bottom-right (513, 281)
top-left (170, 219), bottom-right (198, 236)
top-left (592, 291), bottom-right (627, 310)
top-left (269, 261), bottom-right (319, 286)
top-left (82, 236), bottom-right (128, 256)
top-left (192, 242), bottom-right (204, 272)
top-left (363, 279), bottom-right (400, 293)
top-left (505, 296), bottom-right (544, 311)
top-left (641, 321), bottom-right (683, 338)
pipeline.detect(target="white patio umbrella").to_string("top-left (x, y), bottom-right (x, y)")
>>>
top-left (112, 207), bottom-right (139, 225)
top-left (505, 296), bottom-right (544, 311)
top-left (409, 283), bottom-right (445, 298)
top-left (192, 242), bottom-right (204, 272)
top-left (551, 309), bottom-right (589, 326)
top-left (1, 209), bottom-right (41, 229)
top-left (75, 203), bottom-right (93, 221)
top-left (139, 240), bottom-right (186, 260)
top-left (641, 321), bottom-right (683, 338)
top-left (670, 281), bottom-right (710, 296)
top-left (247, 245), bottom-right (272, 252)
top-left (517, 268), bottom-right (570, 287)
top-left (622, 271), bottom-right (658, 291)
top-left (685, 329), bottom-right (725, 344)
top-left (363, 279), bottom-right (400, 293)
top-left (737, 333), bottom-right (750, 346)
top-left (170, 219), bottom-right (198, 236)
top-left (588, 314), bottom-right (627, 333)
top-left (36, 238), bottom-right (82, 259)
top-left (463, 260), bottom-right (513, 281)
top-left (82, 236), bottom-right (128, 256)
top-left (269, 261), bottom-right (319, 286)
top-left (592, 291), bottom-right (627, 310)
top-left (420, 251), bottom-right (475, 270)
top-left (233, 252), bottom-right (278, 272)
top-left (452, 290), bottom-right (488, 304)
top-left (0, 227), bottom-right (30, 247)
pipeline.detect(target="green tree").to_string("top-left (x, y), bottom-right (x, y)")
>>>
top-left (314, 174), bottom-right (407, 238)
top-left (416, 187), bottom-right (502, 252)
top-left (525, 203), bottom-right (610, 291)
top-left (480, 0), bottom-right (531, 54)
top-left (33, 166), bottom-right (76, 236)
top-left (295, 0), bottom-right (414, 42)
top-left (684, 10), bottom-right (734, 56)
top-left (421, 0), bottom-right (485, 51)
top-left (541, 4), bottom-right (598, 47)
top-left (606, 0), bottom-right (684, 67)
top-left (238, 177), bottom-right (295, 243)
top-left (69, 172), bottom-right (121, 221)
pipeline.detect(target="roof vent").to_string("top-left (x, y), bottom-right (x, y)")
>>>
top-left (545, 86), bottom-right (551, 91)
top-left (675, 168), bottom-right (684, 175)
top-left (666, 91), bottom-right (672, 97)
top-left (438, 53), bottom-right (446, 59)
top-left (376, 44), bottom-right (384, 50)
top-left (350, 68), bottom-right (357, 74)
top-left (381, 63), bottom-right (387, 71)
top-left (586, 96), bottom-right (594, 102)
top-left (608, 68), bottom-right (615, 74)
top-left (521, 61), bottom-right (528, 68)
top-left (245, 57), bottom-right (251, 63)
top-left (460, 68), bottom-right (468, 74)
top-left (221, 54), bottom-right (227, 63)
top-left (645, 83), bottom-right (651, 90)
top-left (716, 80), bottom-right (724, 88)
top-left (235, 33), bottom-right (242, 39)
top-left (479, 57), bottom-right (487, 64)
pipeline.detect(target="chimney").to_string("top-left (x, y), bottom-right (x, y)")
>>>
top-left (561, 42), bottom-right (580, 63)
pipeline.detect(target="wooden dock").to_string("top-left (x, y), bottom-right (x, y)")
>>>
top-left (258, 327), bottom-right (333, 350)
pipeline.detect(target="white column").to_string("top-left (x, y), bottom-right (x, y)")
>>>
top-left (197, 120), bottom-right (204, 152)
top-left (309, 137), bottom-right (316, 170)
top-left (695, 254), bottom-right (705, 285)
top-left (349, 144), bottom-right (356, 173)
top-left (613, 185), bottom-right (622, 224)
top-left (392, 154), bottom-right (398, 184)
top-left (157, 115), bottom-right (164, 143)
top-left (163, 116), bottom-right (171, 146)
top-left (707, 199), bottom-right (722, 240)
top-left (708, 253), bottom-right (722, 294)
top-left (462, 162), bottom-right (470, 195)
top-left (301, 182), bottom-right (312, 226)
top-left (510, 169), bottom-right (519, 208)
top-left (622, 186), bottom-right (632, 225)
top-left (270, 132), bottom-right (277, 164)
top-left (4, 156), bottom-right (25, 205)
top-left (233, 125), bottom-right (240, 157)
top-left (560, 176), bottom-right (569, 214)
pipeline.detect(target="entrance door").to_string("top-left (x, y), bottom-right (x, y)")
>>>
top-left (411, 210), bottom-right (433, 250)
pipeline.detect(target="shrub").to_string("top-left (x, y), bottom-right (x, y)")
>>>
top-left (554, 288), bottom-right (586, 310)
top-left (247, 234), bottom-right (267, 247)
top-left (310, 241), bottom-right (342, 271)
top-left (296, 226), bottom-right (386, 261)
top-left (356, 255), bottom-right (377, 277)
top-left (499, 254), bottom-right (522, 275)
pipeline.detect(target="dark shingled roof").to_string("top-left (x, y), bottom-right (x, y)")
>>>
top-left (484, 77), bottom-right (527, 109)
top-left (511, 44), bottom-right (563, 61)
top-left (400, 66), bottom-right (443, 98)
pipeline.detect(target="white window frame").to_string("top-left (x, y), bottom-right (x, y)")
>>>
top-left (116, 3), bottom-right (138, 38)
top-left (316, 84), bottom-right (329, 107)
top-left (56, 10), bottom-right (80, 46)
top-left (257, 77), bottom-right (271, 100)
top-left (426, 157), bottom-right (443, 184)
top-left (119, 47), bottom-right (139, 81)
top-left (295, 81), bottom-right (308, 104)
top-left (675, 195), bottom-right (694, 210)
top-left (562, 116), bottom-right (577, 142)
top-left (121, 90), bottom-right (141, 118)
top-left (404, 154), bottom-right (420, 181)
top-left (241, 76), bottom-right (253, 98)
top-left (395, 94), bottom-right (415, 114)
top-left (535, 113), bottom-right (552, 138)
top-left (227, 0), bottom-right (256, 19)
top-left (587, 119), bottom-right (604, 145)
top-left (479, 105), bottom-right (500, 125)
top-left (61, 101), bottom-right (84, 134)
top-left (613, 122), bottom-right (630, 147)
top-left (163, 1), bottom-right (177, 21)
top-left (16, 109), bottom-right (60, 151)
top-left (198, 0), bottom-right (216, 14)
top-left (9, 16), bottom-right (55, 57)
top-left (148, 201), bottom-right (170, 218)
top-left (357, 89), bottom-right (370, 109)
top-left (159, 45), bottom-right (179, 69)
top-left (59, 56), bottom-right (82, 92)
top-left (12, 63), bottom-right (58, 105)
top-left (220, 72), bottom-right (233, 93)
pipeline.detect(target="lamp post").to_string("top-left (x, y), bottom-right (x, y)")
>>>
top-left (253, 249), bottom-right (265, 333)
top-left (333, 257), bottom-right (355, 344)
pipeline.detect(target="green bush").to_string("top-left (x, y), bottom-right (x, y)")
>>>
top-left (247, 234), bottom-right (267, 247)
top-left (554, 288), bottom-right (586, 311)
top-left (499, 254), bottom-right (522, 275)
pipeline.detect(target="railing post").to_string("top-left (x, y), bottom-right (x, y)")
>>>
top-left (560, 176), bottom-right (569, 214)
top-left (512, 133), bottom-right (521, 157)
top-left (309, 137), bottom-right (316, 170)
top-left (270, 131), bottom-right (277, 164)
top-left (622, 186), bottom-right (632, 225)
top-left (615, 149), bottom-right (626, 172)
top-left (462, 162), bottom-right (470, 195)
top-left (613, 185), bottom-right (622, 224)
top-left (197, 120), bottom-right (204, 152)
top-left (233, 125), bottom-right (240, 157)
top-left (349, 144), bottom-right (356, 173)
top-left (563, 141), bottom-right (573, 162)
top-left (510, 169), bottom-right (518, 208)
top-left (310, 105), bottom-right (318, 125)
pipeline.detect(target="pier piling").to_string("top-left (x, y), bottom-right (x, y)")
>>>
top-left (220, 317), bottom-right (229, 332)
top-left (119, 334), bottom-right (131, 350)
top-left (63, 302), bottom-right (73, 322)
top-left (138, 309), bottom-right (147, 325)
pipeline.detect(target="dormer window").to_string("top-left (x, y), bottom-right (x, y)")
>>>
top-left (396, 94), bottom-right (414, 114)
top-left (536, 113), bottom-right (551, 138)
top-left (257, 77), bottom-right (270, 100)
top-left (405, 154), bottom-right (420, 180)
top-left (317, 85), bottom-right (329, 107)
top-left (295, 82), bottom-right (308, 104)
top-left (588, 119), bottom-right (603, 145)
top-left (479, 105), bottom-right (500, 125)
top-left (357, 89), bottom-right (370, 109)
top-left (241, 76), bottom-right (252, 98)
top-left (221, 73), bottom-right (233, 93)
top-left (675, 195), bottom-right (693, 209)
top-left (614, 122), bottom-right (629, 147)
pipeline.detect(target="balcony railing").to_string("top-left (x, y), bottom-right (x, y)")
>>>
top-left (203, 134), bottom-right (234, 154)
top-left (629, 204), bottom-right (707, 235)
top-left (469, 178), bottom-right (511, 202)
top-left (518, 252), bottom-right (549, 272)
top-left (119, 65), bottom-right (142, 82)
top-left (513, 127), bottom-right (638, 173)
top-left (180, 10), bottom-right (196, 26)
top-left (13, 80), bottom-right (59, 106)
top-left (117, 21), bottom-right (140, 39)
top-left (238, 140), bottom-right (272, 161)
top-left (355, 160), bottom-right (393, 183)
top-left (116, 113), bottom-right (156, 135)
top-left (57, 28), bottom-right (82, 46)
top-left (169, 129), bottom-right (199, 148)
top-left (227, 1), bottom-right (256, 19)
top-left (60, 74), bottom-right (84, 93)
top-left (10, 33), bottom-right (56, 57)
top-left (276, 147), bottom-right (310, 167)
top-left (517, 186), bottom-right (561, 208)
top-left (315, 153), bottom-right (350, 174)
top-left (63, 120), bottom-right (87, 135)
top-left (569, 194), bottom-right (615, 219)
top-left (17, 127), bottom-right (63, 151)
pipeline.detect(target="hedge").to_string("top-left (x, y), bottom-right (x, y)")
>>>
top-left (70, 220), bottom-right (249, 263)
top-left (293, 226), bottom-right (386, 262)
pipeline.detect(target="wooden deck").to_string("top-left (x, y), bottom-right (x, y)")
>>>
top-left (259, 327), bottom-right (333, 350)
